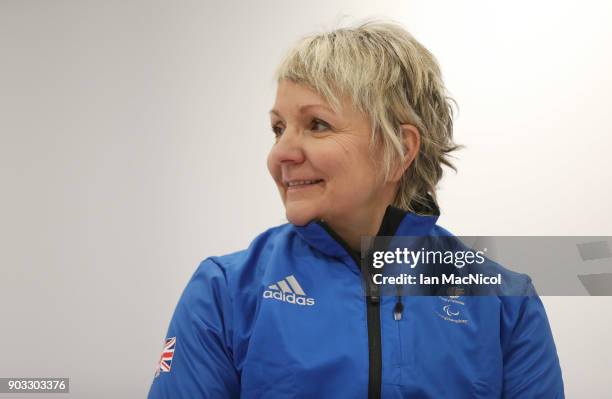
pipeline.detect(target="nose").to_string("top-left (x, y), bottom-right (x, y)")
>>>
top-left (268, 127), bottom-right (306, 166)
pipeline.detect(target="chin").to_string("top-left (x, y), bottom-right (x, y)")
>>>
top-left (284, 204), bottom-right (320, 226)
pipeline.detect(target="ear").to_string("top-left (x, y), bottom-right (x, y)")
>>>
top-left (390, 124), bottom-right (420, 182)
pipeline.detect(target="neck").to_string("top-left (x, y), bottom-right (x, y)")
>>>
top-left (322, 202), bottom-right (393, 252)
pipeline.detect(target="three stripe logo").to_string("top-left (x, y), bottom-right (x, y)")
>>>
top-left (263, 275), bottom-right (315, 306)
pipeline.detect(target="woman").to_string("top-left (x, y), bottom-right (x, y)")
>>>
top-left (148, 19), bottom-right (564, 398)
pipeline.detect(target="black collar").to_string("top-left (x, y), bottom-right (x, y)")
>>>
top-left (316, 193), bottom-right (440, 260)
top-left (317, 205), bottom-right (409, 265)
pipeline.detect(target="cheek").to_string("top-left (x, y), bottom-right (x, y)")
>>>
top-left (325, 141), bottom-right (376, 182)
top-left (325, 145), bottom-right (381, 199)
top-left (312, 137), bottom-right (358, 174)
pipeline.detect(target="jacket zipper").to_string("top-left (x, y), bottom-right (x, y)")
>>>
top-left (361, 245), bottom-right (383, 399)
top-left (318, 205), bottom-right (409, 399)
top-left (346, 245), bottom-right (382, 399)
top-left (317, 222), bottom-right (382, 399)
top-left (366, 289), bottom-right (382, 399)
top-left (313, 202), bottom-right (441, 398)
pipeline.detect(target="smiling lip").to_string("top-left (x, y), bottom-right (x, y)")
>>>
top-left (284, 179), bottom-right (324, 190)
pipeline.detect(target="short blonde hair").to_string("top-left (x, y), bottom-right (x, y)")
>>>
top-left (273, 18), bottom-right (461, 214)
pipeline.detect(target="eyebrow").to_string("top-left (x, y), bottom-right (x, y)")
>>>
top-left (269, 104), bottom-right (334, 117)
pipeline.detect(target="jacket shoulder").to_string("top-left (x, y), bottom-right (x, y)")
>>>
top-left (191, 222), bottom-right (302, 308)
top-left (430, 224), bottom-right (535, 296)
top-left (204, 222), bottom-right (295, 274)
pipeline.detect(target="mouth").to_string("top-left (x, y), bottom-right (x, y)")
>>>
top-left (284, 179), bottom-right (325, 190)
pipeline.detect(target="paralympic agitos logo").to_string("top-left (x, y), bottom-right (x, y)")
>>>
top-left (263, 274), bottom-right (316, 306)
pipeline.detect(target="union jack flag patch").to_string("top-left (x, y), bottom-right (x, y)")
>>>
top-left (155, 337), bottom-right (176, 377)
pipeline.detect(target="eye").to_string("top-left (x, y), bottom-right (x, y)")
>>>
top-left (271, 124), bottom-right (284, 138)
top-left (310, 118), bottom-right (330, 132)
top-left (269, 118), bottom-right (330, 139)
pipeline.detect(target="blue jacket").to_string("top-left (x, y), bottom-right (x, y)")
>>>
top-left (148, 206), bottom-right (564, 398)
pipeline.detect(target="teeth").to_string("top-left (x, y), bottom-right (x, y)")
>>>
top-left (288, 179), bottom-right (321, 187)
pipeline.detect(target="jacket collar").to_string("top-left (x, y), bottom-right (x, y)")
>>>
top-left (292, 195), bottom-right (440, 266)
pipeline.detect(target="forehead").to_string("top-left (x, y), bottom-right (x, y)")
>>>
top-left (270, 80), bottom-right (355, 120)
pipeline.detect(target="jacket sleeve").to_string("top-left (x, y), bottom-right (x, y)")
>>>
top-left (501, 282), bottom-right (565, 398)
top-left (147, 258), bottom-right (240, 399)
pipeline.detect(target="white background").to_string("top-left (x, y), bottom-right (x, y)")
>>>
top-left (1, 0), bottom-right (611, 397)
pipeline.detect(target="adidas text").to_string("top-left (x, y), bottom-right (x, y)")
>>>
top-left (263, 290), bottom-right (315, 306)
top-left (263, 275), bottom-right (316, 306)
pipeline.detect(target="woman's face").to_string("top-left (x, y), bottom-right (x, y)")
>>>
top-left (267, 79), bottom-right (392, 227)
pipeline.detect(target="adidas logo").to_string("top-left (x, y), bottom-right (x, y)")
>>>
top-left (263, 275), bottom-right (315, 306)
